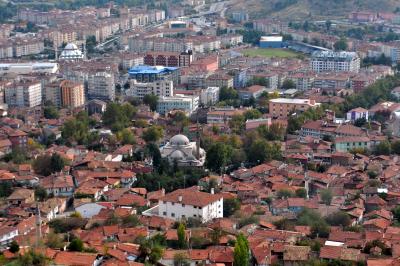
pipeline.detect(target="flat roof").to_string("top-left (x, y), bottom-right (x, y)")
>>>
top-left (129, 65), bottom-right (178, 75)
top-left (260, 36), bottom-right (283, 42)
top-left (269, 98), bottom-right (314, 104)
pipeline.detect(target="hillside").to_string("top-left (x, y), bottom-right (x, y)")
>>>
top-left (229, 0), bottom-right (400, 20)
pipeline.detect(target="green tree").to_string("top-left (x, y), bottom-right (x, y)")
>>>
top-left (9, 240), bottom-right (19, 253)
top-left (391, 140), bottom-right (400, 155)
top-left (117, 128), bottom-right (136, 145)
top-left (374, 140), bottom-right (391, 155)
top-left (0, 181), bottom-right (13, 197)
top-left (50, 153), bottom-right (65, 172)
top-left (321, 189), bottom-right (333, 205)
top-left (244, 109), bottom-right (262, 120)
top-left (33, 153), bottom-right (65, 176)
top-left (326, 211), bottom-right (351, 227)
top-left (229, 114), bottom-right (245, 134)
top-left (247, 139), bottom-right (281, 163)
top-left (173, 252), bottom-right (190, 266)
top-left (142, 126), bottom-right (164, 143)
top-left (219, 87), bottom-right (239, 101)
top-left (137, 235), bottom-right (165, 264)
top-left (177, 223), bottom-right (187, 249)
top-left (205, 142), bottom-right (230, 173)
top-left (143, 94), bottom-right (159, 111)
top-left (281, 79), bottom-right (296, 90)
top-left (334, 37), bottom-right (348, 51)
top-left (102, 102), bottom-right (137, 132)
top-left (43, 106), bottom-right (59, 119)
top-left (85, 35), bottom-right (97, 54)
top-left (392, 206), bottom-right (400, 221)
top-left (277, 189), bottom-right (295, 199)
top-left (223, 198), bottom-right (241, 217)
top-left (14, 249), bottom-right (48, 266)
top-left (295, 188), bottom-right (307, 198)
top-left (46, 231), bottom-right (64, 249)
top-left (67, 238), bottom-right (84, 252)
top-left (233, 233), bottom-right (250, 266)
top-left (34, 186), bottom-right (48, 202)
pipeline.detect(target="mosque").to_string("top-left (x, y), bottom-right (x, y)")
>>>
top-left (160, 134), bottom-right (206, 167)
top-left (59, 43), bottom-right (84, 61)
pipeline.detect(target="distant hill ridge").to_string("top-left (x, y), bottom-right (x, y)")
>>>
top-left (232, 0), bottom-right (399, 20)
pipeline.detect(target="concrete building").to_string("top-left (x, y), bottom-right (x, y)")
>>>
top-left (128, 65), bottom-right (179, 84)
top-left (126, 80), bottom-right (173, 100)
top-left (144, 51), bottom-right (192, 67)
top-left (160, 134), bottom-right (206, 167)
top-left (269, 98), bottom-right (320, 118)
top-left (346, 107), bottom-right (369, 122)
top-left (238, 85), bottom-right (267, 101)
top-left (200, 87), bottom-right (220, 106)
top-left (5, 81), bottom-right (42, 108)
top-left (335, 136), bottom-right (370, 152)
top-left (311, 51), bottom-right (360, 73)
top-left (206, 73), bottom-right (234, 89)
top-left (157, 94), bottom-right (199, 115)
top-left (155, 188), bottom-right (223, 222)
top-left (60, 80), bottom-right (85, 108)
top-left (259, 36), bottom-right (284, 48)
top-left (0, 62), bottom-right (59, 75)
top-left (87, 71), bottom-right (115, 101)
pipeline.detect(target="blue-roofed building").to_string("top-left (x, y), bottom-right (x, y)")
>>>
top-left (128, 65), bottom-right (180, 84)
top-left (259, 36), bottom-right (284, 48)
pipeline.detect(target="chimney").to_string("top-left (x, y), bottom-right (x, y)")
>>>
top-left (211, 188), bottom-right (215, 195)
top-left (178, 195), bottom-right (182, 202)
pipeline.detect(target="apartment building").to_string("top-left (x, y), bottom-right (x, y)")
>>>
top-left (311, 51), bottom-right (360, 73)
top-left (60, 80), bottom-right (85, 108)
top-left (144, 51), bottom-right (193, 67)
top-left (206, 107), bottom-right (247, 124)
top-left (12, 38), bottom-right (45, 57)
top-left (206, 73), bottom-right (234, 88)
top-left (155, 188), bottom-right (223, 223)
top-left (5, 81), bottom-right (42, 108)
top-left (126, 80), bottom-right (173, 100)
top-left (313, 73), bottom-right (352, 90)
top-left (0, 43), bottom-right (13, 59)
top-left (269, 98), bottom-right (320, 118)
top-left (87, 71), bottom-right (115, 101)
top-left (200, 87), bottom-right (220, 106)
top-left (44, 80), bottom-right (62, 107)
top-left (157, 95), bottom-right (199, 115)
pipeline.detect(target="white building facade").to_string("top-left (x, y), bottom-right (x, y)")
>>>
top-left (200, 87), bottom-right (220, 106)
top-left (311, 51), bottom-right (360, 73)
top-left (156, 94), bottom-right (199, 115)
top-left (5, 81), bottom-right (42, 107)
top-left (87, 71), bottom-right (115, 101)
top-left (126, 80), bottom-right (173, 100)
top-left (157, 188), bottom-right (223, 223)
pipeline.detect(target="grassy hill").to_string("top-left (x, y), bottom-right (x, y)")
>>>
top-left (230, 0), bottom-right (400, 20)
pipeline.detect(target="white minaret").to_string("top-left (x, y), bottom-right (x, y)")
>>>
top-left (35, 202), bottom-right (42, 247)
top-left (304, 168), bottom-right (310, 199)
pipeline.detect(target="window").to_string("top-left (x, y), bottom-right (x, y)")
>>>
top-left (171, 213), bottom-right (175, 217)
top-left (163, 212), bottom-right (167, 215)
top-left (172, 202), bottom-right (175, 205)
top-left (182, 204), bottom-right (185, 207)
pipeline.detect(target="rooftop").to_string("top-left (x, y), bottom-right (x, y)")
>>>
top-left (129, 65), bottom-right (178, 75)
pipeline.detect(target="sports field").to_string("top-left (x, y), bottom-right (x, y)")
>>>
top-left (242, 48), bottom-right (301, 58)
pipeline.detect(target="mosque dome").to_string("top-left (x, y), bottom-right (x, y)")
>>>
top-left (170, 134), bottom-right (190, 146)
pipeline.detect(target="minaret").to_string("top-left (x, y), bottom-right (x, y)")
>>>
top-left (196, 118), bottom-right (200, 159)
top-left (304, 164), bottom-right (310, 199)
top-left (35, 202), bottom-right (42, 247)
